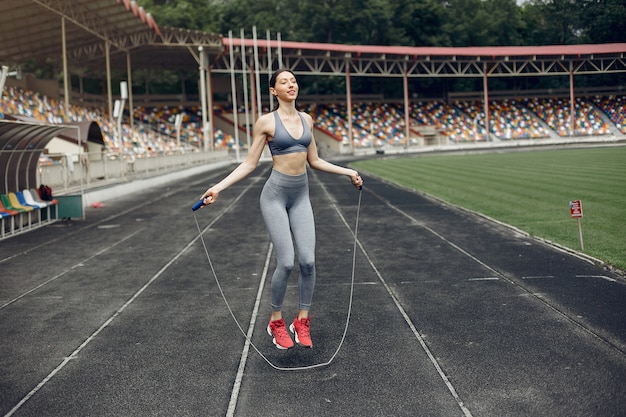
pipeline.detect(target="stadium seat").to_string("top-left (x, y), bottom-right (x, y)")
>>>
top-left (1, 194), bottom-right (31, 229)
top-left (13, 191), bottom-right (40, 225)
top-left (22, 189), bottom-right (53, 223)
top-left (0, 209), bottom-right (12, 238)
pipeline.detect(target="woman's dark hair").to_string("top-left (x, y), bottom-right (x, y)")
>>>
top-left (269, 68), bottom-right (296, 111)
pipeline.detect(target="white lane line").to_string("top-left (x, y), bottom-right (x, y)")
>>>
top-left (367, 186), bottom-right (626, 359)
top-left (4, 178), bottom-right (260, 417)
top-left (576, 275), bottom-right (618, 283)
top-left (351, 233), bottom-right (474, 417)
top-left (188, 172), bottom-right (270, 417)
top-left (522, 275), bottom-right (556, 279)
top-left (467, 277), bottom-right (500, 281)
top-left (312, 175), bottom-right (473, 417)
top-left (0, 170), bottom-right (226, 265)
top-left (0, 228), bottom-right (145, 310)
top-left (3, 227), bottom-right (197, 417)
top-left (227, 242), bottom-right (273, 417)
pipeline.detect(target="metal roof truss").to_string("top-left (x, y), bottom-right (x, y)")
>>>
top-left (211, 48), bottom-right (626, 78)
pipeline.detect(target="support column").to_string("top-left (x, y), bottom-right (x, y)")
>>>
top-left (253, 26), bottom-right (262, 117)
top-left (106, 41), bottom-right (113, 122)
top-left (569, 66), bottom-right (576, 137)
top-left (198, 46), bottom-right (209, 152)
top-left (127, 52), bottom-right (134, 128)
top-left (241, 29), bottom-right (251, 151)
top-left (228, 31), bottom-right (241, 162)
top-left (346, 66), bottom-right (353, 152)
top-left (483, 63), bottom-right (490, 142)
top-left (403, 65), bottom-right (410, 150)
top-left (206, 67), bottom-right (214, 152)
top-left (267, 29), bottom-right (274, 112)
top-left (62, 17), bottom-right (70, 122)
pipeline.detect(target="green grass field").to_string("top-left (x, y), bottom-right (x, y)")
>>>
top-left (352, 145), bottom-right (626, 272)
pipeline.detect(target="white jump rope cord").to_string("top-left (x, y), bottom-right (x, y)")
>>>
top-left (193, 189), bottom-right (362, 371)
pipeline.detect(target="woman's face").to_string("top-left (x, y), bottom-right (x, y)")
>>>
top-left (271, 71), bottom-right (298, 102)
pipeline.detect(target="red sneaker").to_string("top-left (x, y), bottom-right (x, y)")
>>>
top-left (267, 318), bottom-right (294, 349)
top-left (290, 316), bottom-right (312, 348)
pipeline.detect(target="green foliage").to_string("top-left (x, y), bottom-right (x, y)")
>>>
top-left (138, 0), bottom-right (624, 47)
top-left (131, 0), bottom-right (624, 95)
top-left (218, 0), bottom-right (294, 38)
top-left (442, 0), bottom-right (525, 46)
top-left (132, 69), bottom-right (180, 94)
top-left (20, 58), bottom-right (57, 80)
top-left (352, 147), bottom-right (626, 272)
top-left (139, 0), bottom-right (223, 32)
top-left (578, 0), bottom-right (626, 43)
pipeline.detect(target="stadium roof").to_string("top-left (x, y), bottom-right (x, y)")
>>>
top-left (0, 0), bottom-right (222, 75)
top-left (0, 1), bottom-right (159, 62)
top-left (0, 117), bottom-right (71, 195)
top-left (1, 1), bottom-right (625, 79)
top-left (220, 38), bottom-right (626, 78)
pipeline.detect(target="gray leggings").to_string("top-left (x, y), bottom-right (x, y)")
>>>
top-left (260, 170), bottom-right (316, 312)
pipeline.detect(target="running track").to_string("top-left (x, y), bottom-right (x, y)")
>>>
top-left (1, 160), bottom-right (625, 416)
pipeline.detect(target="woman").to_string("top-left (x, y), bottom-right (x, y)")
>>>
top-left (198, 68), bottom-right (363, 350)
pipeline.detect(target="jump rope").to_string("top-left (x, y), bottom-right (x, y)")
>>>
top-left (192, 186), bottom-right (363, 371)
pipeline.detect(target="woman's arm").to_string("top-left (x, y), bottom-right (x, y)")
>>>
top-left (304, 114), bottom-right (363, 189)
top-left (200, 114), bottom-right (272, 205)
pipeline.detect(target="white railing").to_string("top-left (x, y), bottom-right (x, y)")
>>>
top-left (39, 150), bottom-right (231, 195)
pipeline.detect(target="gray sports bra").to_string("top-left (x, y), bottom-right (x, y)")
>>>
top-left (268, 111), bottom-right (312, 156)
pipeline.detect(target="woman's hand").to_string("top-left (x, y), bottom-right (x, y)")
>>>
top-left (199, 188), bottom-right (219, 207)
top-left (350, 171), bottom-right (363, 189)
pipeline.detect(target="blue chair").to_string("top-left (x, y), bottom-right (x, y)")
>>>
top-left (15, 191), bottom-right (40, 224)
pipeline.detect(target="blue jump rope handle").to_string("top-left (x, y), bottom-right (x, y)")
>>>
top-left (192, 200), bottom-right (205, 211)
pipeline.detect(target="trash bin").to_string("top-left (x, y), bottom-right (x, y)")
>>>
top-left (56, 195), bottom-right (84, 219)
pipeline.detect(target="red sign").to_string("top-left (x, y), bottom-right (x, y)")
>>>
top-left (569, 200), bottom-right (583, 218)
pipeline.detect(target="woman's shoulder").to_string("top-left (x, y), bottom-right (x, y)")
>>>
top-left (298, 110), bottom-right (313, 122)
top-left (256, 111), bottom-right (276, 125)
top-left (254, 111), bottom-right (276, 134)
top-left (261, 110), bottom-right (279, 120)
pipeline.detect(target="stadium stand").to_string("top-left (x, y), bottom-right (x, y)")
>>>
top-left (590, 95), bottom-right (626, 134)
top-left (2, 79), bottom-right (625, 241)
top-left (4, 84), bottom-right (625, 153)
top-left (0, 86), bottom-right (205, 156)
top-left (522, 97), bottom-right (611, 137)
top-left (453, 99), bottom-right (551, 140)
top-left (133, 105), bottom-right (235, 151)
top-left (300, 96), bottom-right (621, 145)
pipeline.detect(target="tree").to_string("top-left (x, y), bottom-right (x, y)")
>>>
top-left (578, 0), bottom-right (626, 44)
top-left (218, 0), bottom-right (296, 39)
top-left (521, 0), bottom-right (582, 45)
top-left (442, 0), bottom-right (525, 46)
top-left (139, 0), bottom-right (223, 32)
top-left (404, 0), bottom-right (451, 46)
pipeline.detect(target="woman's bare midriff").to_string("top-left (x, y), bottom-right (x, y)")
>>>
top-left (271, 152), bottom-right (308, 175)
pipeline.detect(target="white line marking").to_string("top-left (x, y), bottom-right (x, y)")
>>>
top-left (3, 228), bottom-right (196, 417)
top-left (467, 277), bottom-right (500, 281)
top-left (316, 180), bottom-right (474, 417)
top-left (576, 275), bottom-right (617, 282)
top-left (1, 228), bottom-right (144, 310)
top-left (0, 170), bottom-right (226, 265)
top-left (227, 242), bottom-right (273, 417)
top-left (522, 275), bottom-right (556, 279)
top-left (352, 235), bottom-right (474, 417)
top-left (4, 178), bottom-right (259, 417)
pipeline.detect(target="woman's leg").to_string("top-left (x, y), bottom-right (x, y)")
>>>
top-left (260, 174), bottom-right (295, 316)
top-left (289, 186), bottom-right (316, 315)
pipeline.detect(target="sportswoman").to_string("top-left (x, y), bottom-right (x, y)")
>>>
top-left (198, 68), bottom-right (363, 349)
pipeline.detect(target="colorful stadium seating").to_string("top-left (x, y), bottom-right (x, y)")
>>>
top-left (2, 85), bottom-right (624, 152)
